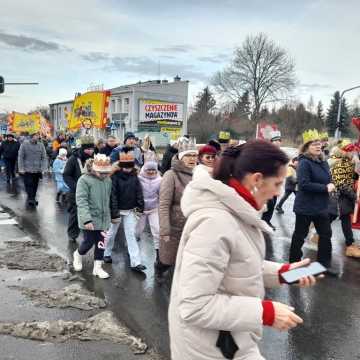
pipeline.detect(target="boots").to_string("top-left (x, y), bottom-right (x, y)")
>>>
top-left (93, 260), bottom-right (110, 279)
top-left (56, 192), bottom-right (61, 203)
top-left (73, 250), bottom-right (83, 271)
top-left (345, 244), bottom-right (360, 258)
top-left (155, 249), bottom-right (160, 264)
top-left (154, 250), bottom-right (170, 282)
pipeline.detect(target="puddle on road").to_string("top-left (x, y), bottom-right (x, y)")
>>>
top-left (0, 311), bottom-right (148, 354)
top-left (0, 240), bottom-right (66, 272)
top-left (9, 284), bottom-right (106, 311)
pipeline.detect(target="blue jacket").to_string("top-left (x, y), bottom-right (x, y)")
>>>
top-left (293, 154), bottom-right (331, 216)
top-left (110, 144), bottom-right (143, 167)
top-left (53, 157), bottom-right (69, 192)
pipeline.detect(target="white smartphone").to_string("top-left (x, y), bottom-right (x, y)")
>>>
top-left (280, 262), bottom-right (326, 284)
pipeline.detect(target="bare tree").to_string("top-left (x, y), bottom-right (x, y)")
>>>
top-left (213, 33), bottom-right (296, 120)
top-left (188, 112), bottom-right (223, 143)
top-left (29, 105), bottom-right (50, 120)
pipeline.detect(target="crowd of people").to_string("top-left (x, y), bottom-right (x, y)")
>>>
top-left (0, 128), bottom-right (359, 359)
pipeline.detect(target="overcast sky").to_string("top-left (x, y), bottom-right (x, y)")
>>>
top-left (1, 0), bottom-right (360, 113)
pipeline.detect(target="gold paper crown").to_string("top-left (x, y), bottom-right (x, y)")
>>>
top-left (119, 151), bottom-right (135, 162)
top-left (178, 137), bottom-right (197, 154)
top-left (92, 154), bottom-right (112, 172)
top-left (319, 132), bottom-right (329, 141)
top-left (302, 129), bottom-right (321, 144)
top-left (219, 131), bottom-right (231, 140)
top-left (339, 138), bottom-right (352, 148)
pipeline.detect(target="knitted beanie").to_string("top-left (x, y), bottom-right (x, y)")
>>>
top-left (80, 135), bottom-right (95, 149)
top-left (198, 145), bottom-right (217, 157)
top-left (124, 132), bottom-right (136, 144)
top-left (58, 148), bottom-right (68, 157)
top-left (143, 161), bottom-right (158, 171)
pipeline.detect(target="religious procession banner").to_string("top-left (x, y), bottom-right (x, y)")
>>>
top-left (66, 91), bottom-right (110, 130)
top-left (255, 122), bottom-right (279, 140)
top-left (8, 112), bottom-right (41, 134)
top-left (40, 115), bottom-right (52, 137)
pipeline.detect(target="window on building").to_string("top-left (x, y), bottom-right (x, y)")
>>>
top-left (117, 98), bottom-right (122, 113)
top-left (124, 97), bottom-right (129, 113)
top-left (111, 99), bottom-right (116, 113)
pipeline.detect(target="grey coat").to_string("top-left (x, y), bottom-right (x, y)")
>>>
top-left (18, 140), bottom-right (48, 173)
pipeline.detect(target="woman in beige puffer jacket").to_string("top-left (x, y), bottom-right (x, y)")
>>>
top-left (169, 141), bottom-right (319, 360)
top-left (159, 153), bottom-right (197, 266)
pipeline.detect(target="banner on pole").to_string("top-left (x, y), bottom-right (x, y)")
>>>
top-left (66, 91), bottom-right (110, 130)
top-left (8, 112), bottom-right (41, 134)
top-left (256, 122), bottom-right (278, 140)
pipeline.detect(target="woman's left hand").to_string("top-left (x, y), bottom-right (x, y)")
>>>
top-left (289, 258), bottom-right (322, 288)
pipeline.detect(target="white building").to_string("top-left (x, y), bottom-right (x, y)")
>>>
top-left (49, 100), bottom-right (73, 133)
top-left (49, 77), bottom-right (189, 146)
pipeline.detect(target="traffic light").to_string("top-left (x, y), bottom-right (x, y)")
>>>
top-left (0, 76), bottom-right (4, 93)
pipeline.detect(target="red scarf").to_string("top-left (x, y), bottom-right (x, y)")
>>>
top-left (228, 178), bottom-right (260, 210)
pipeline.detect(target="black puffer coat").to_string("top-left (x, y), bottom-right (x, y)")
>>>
top-left (63, 149), bottom-right (90, 193)
top-left (0, 140), bottom-right (20, 160)
top-left (110, 169), bottom-right (144, 218)
top-left (160, 145), bottom-right (178, 175)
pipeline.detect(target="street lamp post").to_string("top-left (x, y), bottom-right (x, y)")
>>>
top-left (335, 85), bottom-right (360, 139)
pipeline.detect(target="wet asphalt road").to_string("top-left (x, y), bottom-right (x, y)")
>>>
top-left (1, 175), bottom-right (360, 360)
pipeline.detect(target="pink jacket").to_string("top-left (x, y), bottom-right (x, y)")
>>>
top-left (138, 170), bottom-right (162, 211)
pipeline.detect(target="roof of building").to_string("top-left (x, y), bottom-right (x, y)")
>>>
top-left (49, 78), bottom-right (188, 106)
top-left (49, 100), bottom-right (73, 106)
top-left (110, 79), bottom-right (188, 93)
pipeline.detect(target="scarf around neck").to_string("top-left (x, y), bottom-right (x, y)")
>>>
top-left (228, 177), bottom-right (260, 211)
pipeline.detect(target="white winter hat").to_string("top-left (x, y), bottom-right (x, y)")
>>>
top-left (59, 148), bottom-right (68, 157)
top-left (178, 149), bottom-right (198, 160)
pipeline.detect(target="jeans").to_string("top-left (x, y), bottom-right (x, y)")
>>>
top-left (67, 192), bottom-right (80, 240)
top-left (290, 214), bottom-right (332, 266)
top-left (104, 212), bottom-right (142, 267)
top-left (79, 230), bottom-right (105, 260)
top-left (277, 191), bottom-right (296, 209)
top-left (262, 196), bottom-right (277, 224)
top-left (4, 159), bottom-right (16, 181)
top-left (135, 209), bottom-right (160, 250)
top-left (23, 172), bottom-right (41, 200)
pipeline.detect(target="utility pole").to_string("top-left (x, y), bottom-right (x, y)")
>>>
top-left (335, 85), bottom-right (360, 139)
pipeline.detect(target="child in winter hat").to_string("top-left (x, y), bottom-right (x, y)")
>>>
top-left (52, 148), bottom-right (69, 202)
top-left (103, 147), bottom-right (146, 273)
top-left (73, 154), bottom-right (113, 279)
top-left (136, 161), bottom-right (162, 265)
